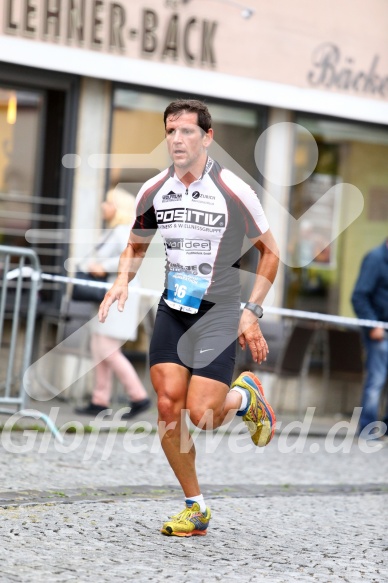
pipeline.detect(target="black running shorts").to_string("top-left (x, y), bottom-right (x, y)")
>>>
top-left (149, 295), bottom-right (241, 387)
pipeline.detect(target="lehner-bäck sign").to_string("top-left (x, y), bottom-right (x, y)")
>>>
top-left (2, 0), bottom-right (218, 67)
top-left (1, 0), bottom-right (388, 108)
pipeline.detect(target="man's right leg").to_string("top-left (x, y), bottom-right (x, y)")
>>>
top-left (151, 363), bottom-right (212, 537)
top-left (151, 362), bottom-right (200, 498)
top-left (74, 334), bottom-right (113, 414)
top-left (359, 335), bottom-right (388, 434)
top-left (359, 331), bottom-right (388, 431)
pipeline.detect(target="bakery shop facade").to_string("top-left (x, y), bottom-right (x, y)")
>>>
top-left (1, 0), bottom-right (388, 317)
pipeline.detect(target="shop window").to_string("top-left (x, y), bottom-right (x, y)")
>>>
top-left (285, 117), bottom-right (388, 316)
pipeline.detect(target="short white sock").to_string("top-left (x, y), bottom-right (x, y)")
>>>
top-left (186, 494), bottom-right (206, 513)
top-left (230, 387), bottom-right (249, 412)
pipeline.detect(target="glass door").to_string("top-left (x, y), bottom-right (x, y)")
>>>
top-left (0, 86), bottom-right (69, 303)
top-left (0, 88), bottom-right (44, 247)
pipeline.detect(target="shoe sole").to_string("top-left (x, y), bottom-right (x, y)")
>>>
top-left (160, 528), bottom-right (207, 537)
top-left (121, 404), bottom-right (151, 420)
top-left (234, 371), bottom-right (276, 446)
top-left (74, 409), bottom-right (110, 416)
top-left (244, 371), bottom-right (276, 445)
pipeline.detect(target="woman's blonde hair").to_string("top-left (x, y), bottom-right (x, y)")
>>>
top-left (105, 187), bottom-right (136, 228)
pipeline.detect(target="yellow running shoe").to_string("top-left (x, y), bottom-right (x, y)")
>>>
top-left (232, 371), bottom-right (276, 447)
top-left (161, 502), bottom-right (211, 537)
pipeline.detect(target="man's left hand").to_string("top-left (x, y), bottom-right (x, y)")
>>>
top-left (238, 310), bottom-right (268, 364)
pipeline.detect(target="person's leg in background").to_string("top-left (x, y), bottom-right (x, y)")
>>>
top-left (373, 333), bottom-right (388, 435)
top-left (359, 332), bottom-right (388, 435)
top-left (75, 333), bottom-right (150, 416)
top-left (91, 333), bottom-right (114, 407)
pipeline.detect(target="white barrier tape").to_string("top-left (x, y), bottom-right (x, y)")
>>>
top-left (42, 272), bottom-right (112, 290)
top-left (41, 272), bottom-right (388, 331)
top-left (41, 272), bottom-right (161, 299)
top-left (263, 306), bottom-right (388, 331)
top-left (6, 266), bottom-right (41, 281)
top-left (6, 269), bottom-right (388, 331)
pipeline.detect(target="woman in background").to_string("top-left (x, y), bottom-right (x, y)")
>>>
top-left (75, 187), bottom-right (151, 419)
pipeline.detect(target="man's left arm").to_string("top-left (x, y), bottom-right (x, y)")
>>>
top-left (351, 250), bottom-right (385, 341)
top-left (238, 229), bottom-right (279, 364)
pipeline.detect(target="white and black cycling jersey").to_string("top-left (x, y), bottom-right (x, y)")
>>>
top-left (132, 158), bottom-right (269, 312)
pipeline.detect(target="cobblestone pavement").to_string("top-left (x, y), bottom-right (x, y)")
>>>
top-left (0, 427), bottom-right (387, 582)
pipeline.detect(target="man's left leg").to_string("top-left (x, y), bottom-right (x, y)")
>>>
top-left (160, 373), bottom-right (276, 536)
top-left (181, 300), bottom-right (276, 444)
top-left (359, 334), bottom-right (388, 435)
top-left (186, 375), bottom-right (241, 428)
top-left (188, 373), bottom-right (276, 445)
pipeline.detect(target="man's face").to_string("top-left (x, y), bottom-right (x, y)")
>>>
top-left (165, 111), bottom-right (213, 172)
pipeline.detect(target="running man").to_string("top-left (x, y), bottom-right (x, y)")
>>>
top-left (99, 99), bottom-right (279, 537)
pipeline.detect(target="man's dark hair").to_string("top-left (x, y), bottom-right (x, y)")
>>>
top-left (164, 99), bottom-right (212, 133)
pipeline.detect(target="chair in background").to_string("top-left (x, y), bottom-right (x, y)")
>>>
top-left (35, 297), bottom-right (95, 400)
top-left (235, 318), bottom-right (317, 416)
top-left (121, 302), bottom-right (156, 389)
top-left (323, 327), bottom-right (364, 415)
top-left (270, 322), bottom-right (317, 416)
top-left (36, 294), bottom-right (155, 404)
top-left (235, 318), bottom-right (287, 378)
top-left (258, 318), bottom-right (288, 375)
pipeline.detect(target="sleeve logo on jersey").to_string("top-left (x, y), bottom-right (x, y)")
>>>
top-left (165, 238), bottom-right (211, 251)
top-left (156, 208), bottom-right (225, 227)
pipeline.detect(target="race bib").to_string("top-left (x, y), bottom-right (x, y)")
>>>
top-left (166, 272), bottom-right (209, 314)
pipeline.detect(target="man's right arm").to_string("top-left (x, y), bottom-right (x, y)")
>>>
top-left (98, 232), bottom-right (152, 323)
top-left (351, 250), bottom-right (384, 340)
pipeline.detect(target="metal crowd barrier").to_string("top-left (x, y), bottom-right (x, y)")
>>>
top-left (0, 245), bottom-right (63, 441)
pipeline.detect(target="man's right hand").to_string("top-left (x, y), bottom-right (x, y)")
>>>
top-left (369, 327), bottom-right (385, 341)
top-left (98, 281), bottom-right (128, 323)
